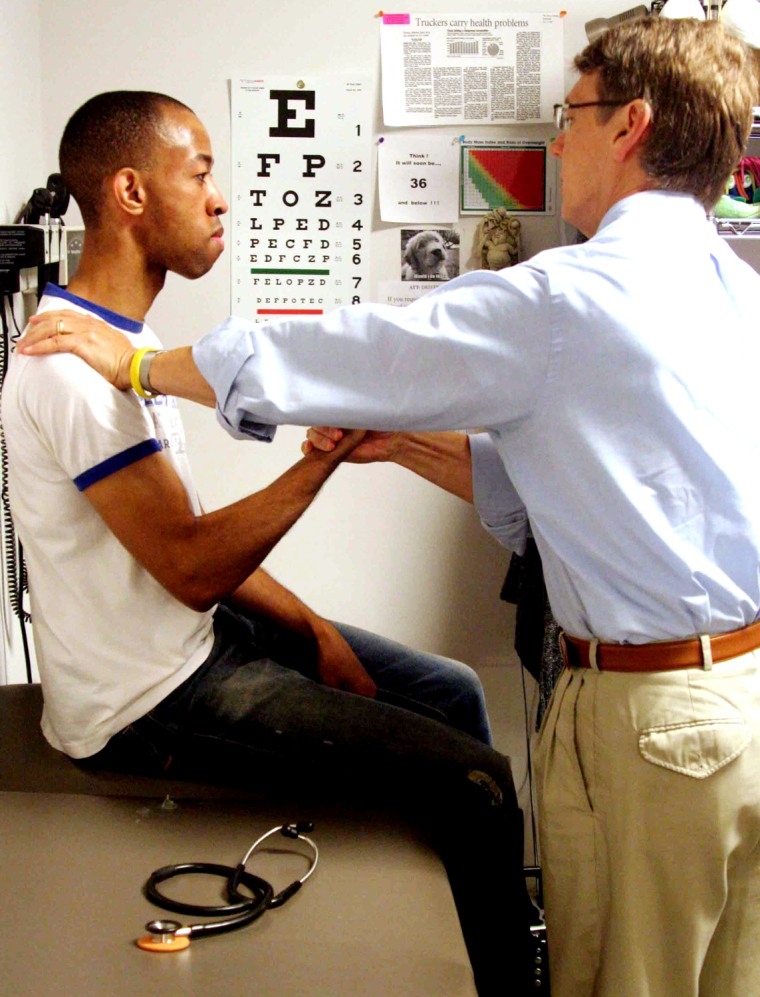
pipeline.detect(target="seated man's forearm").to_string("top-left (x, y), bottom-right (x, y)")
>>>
top-left (85, 434), bottom-right (364, 614)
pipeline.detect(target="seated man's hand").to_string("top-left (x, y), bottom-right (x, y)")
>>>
top-left (17, 310), bottom-right (135, 390)
top-left (302, 427), bottom-right (401, 464)
top-left (311, 619), bottom-right (377, 697)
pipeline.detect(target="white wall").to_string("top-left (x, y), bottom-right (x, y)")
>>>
top-left (0, 1), bottom-right (43, 224)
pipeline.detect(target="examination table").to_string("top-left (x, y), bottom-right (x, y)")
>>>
top-left (0, 683), bottom-right (477, 996)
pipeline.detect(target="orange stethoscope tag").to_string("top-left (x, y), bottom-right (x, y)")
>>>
top-left (136, 933), bottom-right (190, 952)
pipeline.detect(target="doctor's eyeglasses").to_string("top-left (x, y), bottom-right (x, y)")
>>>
top-left (553, 101), bottom-right (630, 131)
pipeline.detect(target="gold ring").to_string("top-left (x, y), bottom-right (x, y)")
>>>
top-left (56, 319), bottom-right (64, 335)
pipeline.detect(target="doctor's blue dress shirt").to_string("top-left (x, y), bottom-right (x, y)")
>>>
top-left (194, 191), bottom-right (760, 643)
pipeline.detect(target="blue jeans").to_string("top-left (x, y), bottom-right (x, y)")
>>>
top-left (213, 608), bottom-right (493, 744)
top-left (86, 605), bottom-right (534, 995)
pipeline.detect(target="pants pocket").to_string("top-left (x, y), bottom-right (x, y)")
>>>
top-left (638, 717), bottom-right (750, 779)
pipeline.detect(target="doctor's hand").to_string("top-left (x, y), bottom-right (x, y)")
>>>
top-left (310, 619), bottom-right (377, 697)
top-left (17, 310), bottom-right (135, 390)
top-left (302, 427), bottom-right (402, 464)
top-left (307, 428), bottom-right (372, 466)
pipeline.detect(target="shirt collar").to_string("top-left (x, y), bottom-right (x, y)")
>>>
top-left (42, 283), bottom-right (145, 334)
top-left (596, 190), bottom-right (707, 236)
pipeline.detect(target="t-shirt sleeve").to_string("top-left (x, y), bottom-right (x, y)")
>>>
top-left (17, 353), bottom-right (160, 490)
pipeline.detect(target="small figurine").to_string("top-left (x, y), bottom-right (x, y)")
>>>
top-left (473, 207), bottom-right (521, 270)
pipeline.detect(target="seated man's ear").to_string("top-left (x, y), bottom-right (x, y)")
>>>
top-left (112, 168), bottom-right (148, 217)
top-left (611, 99), bottom-right (653, 163)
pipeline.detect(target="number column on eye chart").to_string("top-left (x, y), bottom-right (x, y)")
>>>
top-left (231, 76), bottom-right (374, 322)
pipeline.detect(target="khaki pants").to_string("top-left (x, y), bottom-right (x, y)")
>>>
top-left (535, 650), bottom-right (760, 997)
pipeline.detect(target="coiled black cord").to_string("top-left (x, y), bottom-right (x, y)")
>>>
top-left (145, 861), bottom-right (274, 937)
top-left (141, 822), bottom-right (317, 944)
top-left (0, 293), bottom-right (33, 680)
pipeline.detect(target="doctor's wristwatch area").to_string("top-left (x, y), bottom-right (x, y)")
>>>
top-left (136, 819), bottom-right (318, 953)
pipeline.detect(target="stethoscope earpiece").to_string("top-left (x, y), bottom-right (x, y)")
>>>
top-left (282, 820), bottom-right (315, 838)
top-left (135, 821), bottom-right (318, 953)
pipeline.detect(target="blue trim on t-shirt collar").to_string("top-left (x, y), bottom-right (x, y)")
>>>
top-left (42, 284), bottom-right (144, 334)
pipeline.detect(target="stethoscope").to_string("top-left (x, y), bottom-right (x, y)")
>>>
top-left (136, 820), bottom-right (319, 952)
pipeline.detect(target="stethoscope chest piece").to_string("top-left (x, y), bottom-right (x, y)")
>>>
top-left (137, 920), bottom-right (191, 952)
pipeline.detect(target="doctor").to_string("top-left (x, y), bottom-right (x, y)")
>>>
top-left (21, 17), bottom-right (760, 997)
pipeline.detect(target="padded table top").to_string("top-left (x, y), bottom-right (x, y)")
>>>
top-left (0, 791), bottom-right (476, 996)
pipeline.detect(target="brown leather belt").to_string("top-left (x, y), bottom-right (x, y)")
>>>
top-left (560, 619), bottom-right (760, 672)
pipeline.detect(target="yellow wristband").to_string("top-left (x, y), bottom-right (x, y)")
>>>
top-left (130, 347), bottom-right (158, 399)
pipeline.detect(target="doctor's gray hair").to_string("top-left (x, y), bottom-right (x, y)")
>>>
top-left (575, 17), bottom-right (757, 211)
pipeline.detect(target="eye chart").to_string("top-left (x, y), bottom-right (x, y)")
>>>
top-left (231, 77), bottom-right (373, 321)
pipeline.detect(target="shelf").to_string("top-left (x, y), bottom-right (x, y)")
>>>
top-left (717, 115), bottom-right (760, 253)
top-left (716, 115), bottom-right (760, 235)
top-left (714, 217), bottom-right (760, 238)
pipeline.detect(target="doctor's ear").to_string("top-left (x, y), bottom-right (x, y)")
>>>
top-left (112, 167), bottom-right (148, 217)
top-left (611, 99), bottom-right (653, 163)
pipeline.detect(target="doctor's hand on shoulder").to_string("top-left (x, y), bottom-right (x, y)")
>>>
top-left (18, 309), bottom-right (135, 389)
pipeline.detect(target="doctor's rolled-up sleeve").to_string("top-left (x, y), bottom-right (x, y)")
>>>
top-left (192, 316), bottom-right (279, 442)
top-left (192, 268), bottom-right (552, 440)
top-left (469, 432), bottom-right (529, 554)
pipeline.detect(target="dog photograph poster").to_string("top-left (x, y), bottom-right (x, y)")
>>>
top-left (400, 229), bottom-right (460, 281)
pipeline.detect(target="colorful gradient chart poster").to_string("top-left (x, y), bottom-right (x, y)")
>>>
top-left (460, 140), bottom-right (555, 215)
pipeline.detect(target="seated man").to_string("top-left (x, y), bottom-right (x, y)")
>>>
top-left (1, 90), bottom-right (536, 996)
